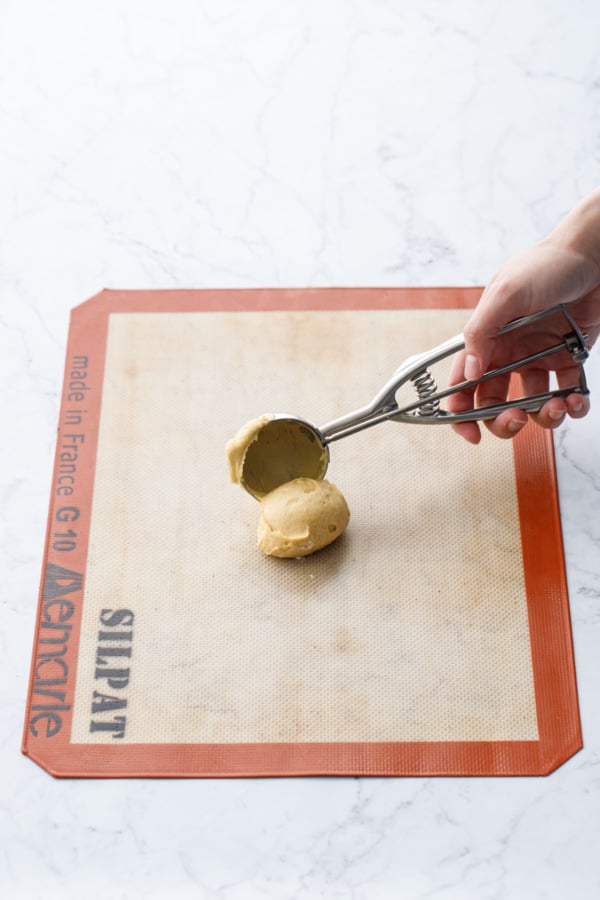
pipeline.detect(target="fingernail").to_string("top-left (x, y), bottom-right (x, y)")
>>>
top-left (572, 400), bottom-right (583, 413)
top-left (465, 354), bottom-right (480, 380)
top-left (549, 409), bottom-right (566, 421)
top-left (508, 418), bottom-right (525, 433)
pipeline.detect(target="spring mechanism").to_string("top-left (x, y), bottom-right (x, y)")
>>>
top-left (411, 368), bottom-right (440, 416)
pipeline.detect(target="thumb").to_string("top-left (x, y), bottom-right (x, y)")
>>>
top-left (462, 317), bottom-right (501, 381)
top-left (462, 285), bottom-right (519, 380)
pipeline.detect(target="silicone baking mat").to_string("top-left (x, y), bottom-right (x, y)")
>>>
top-left (23, 288), bottom-right (582, 777)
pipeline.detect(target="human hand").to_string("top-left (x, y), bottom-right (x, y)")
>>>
top-left (448, 223), bottom-right (600, 443)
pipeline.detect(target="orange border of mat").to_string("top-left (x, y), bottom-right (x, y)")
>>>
top-left (22, 288), bottom-right (582, 777)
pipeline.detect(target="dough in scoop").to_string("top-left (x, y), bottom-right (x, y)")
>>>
top-left (226, 414), bottom-right (328, 499)
top-left (257, 477), bottom-right (350, 558)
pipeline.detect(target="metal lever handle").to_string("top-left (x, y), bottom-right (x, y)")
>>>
top-left (320, 304), bottom-right (590, 442)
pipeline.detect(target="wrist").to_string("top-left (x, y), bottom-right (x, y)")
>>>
top-left (549, 187), bottom-right (600, 280)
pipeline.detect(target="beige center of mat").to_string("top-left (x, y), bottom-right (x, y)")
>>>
top-left (71, 309), bottom-right (537, 744)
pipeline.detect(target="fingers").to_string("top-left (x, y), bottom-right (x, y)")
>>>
top-left (524, 366), bottom-right (590, 429)
top-left (476, 371), bottom-right (528, 439)
top-left (529, 391), bottom-right (589, 428)
top-left (556, 364), bottom-right (590, 419)
top-left (482, 367), bottom-right (589, 435)
top-left (447, 351), bottom-right (528, 441)
top-left (455, 421), bottom-right (482, 444)
top-left (461, 305), bottom-right (502, 382)
top-left (447, 234), bottom-right (598, 445)
top-left (483, 407), bottom-right (529, 439)
top-left (565, 392), bottom-right (590, 418)
top-left (448, 360), bottom-right (591, 443)
top-left (450, 399), bottom-right (483, 444)
top-left (517, 368), bottom-right (560, 430)
top-left (451, 279), bottom-right (529, 431)
top-left (461, 276), bottom-right (528, 381)
top-left (480, 367), bottom-right (541, 437)
top-left (447, 349), bottom-right (481, 443)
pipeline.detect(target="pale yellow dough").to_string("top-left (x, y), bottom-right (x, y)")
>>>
top-left (227, 416), bottom-right (350, 557)
top-left (225, 414), bottom-right (273, 490)
top-left (226, 414), bottom-right (328, 499)
top-left (257, 477), bottom-right (350, 558)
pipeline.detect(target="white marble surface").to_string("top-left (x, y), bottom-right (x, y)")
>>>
top-left (2, 1), bottom-right (600, 897)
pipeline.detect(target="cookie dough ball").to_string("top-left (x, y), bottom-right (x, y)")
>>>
top-left (257, 477), bottom-right (350, 558)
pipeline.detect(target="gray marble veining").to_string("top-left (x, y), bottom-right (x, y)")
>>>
top-left (2, 1), bottom-right (599, 897)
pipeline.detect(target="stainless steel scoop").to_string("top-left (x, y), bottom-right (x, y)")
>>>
top-left (240, 304), bottom-right (590, 497)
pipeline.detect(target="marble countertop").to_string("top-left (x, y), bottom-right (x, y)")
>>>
top-left (2, 1), bottom-right (599, 897)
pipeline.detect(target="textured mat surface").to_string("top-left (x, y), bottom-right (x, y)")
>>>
top-left (23, 288), bottom-right (581, 776)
